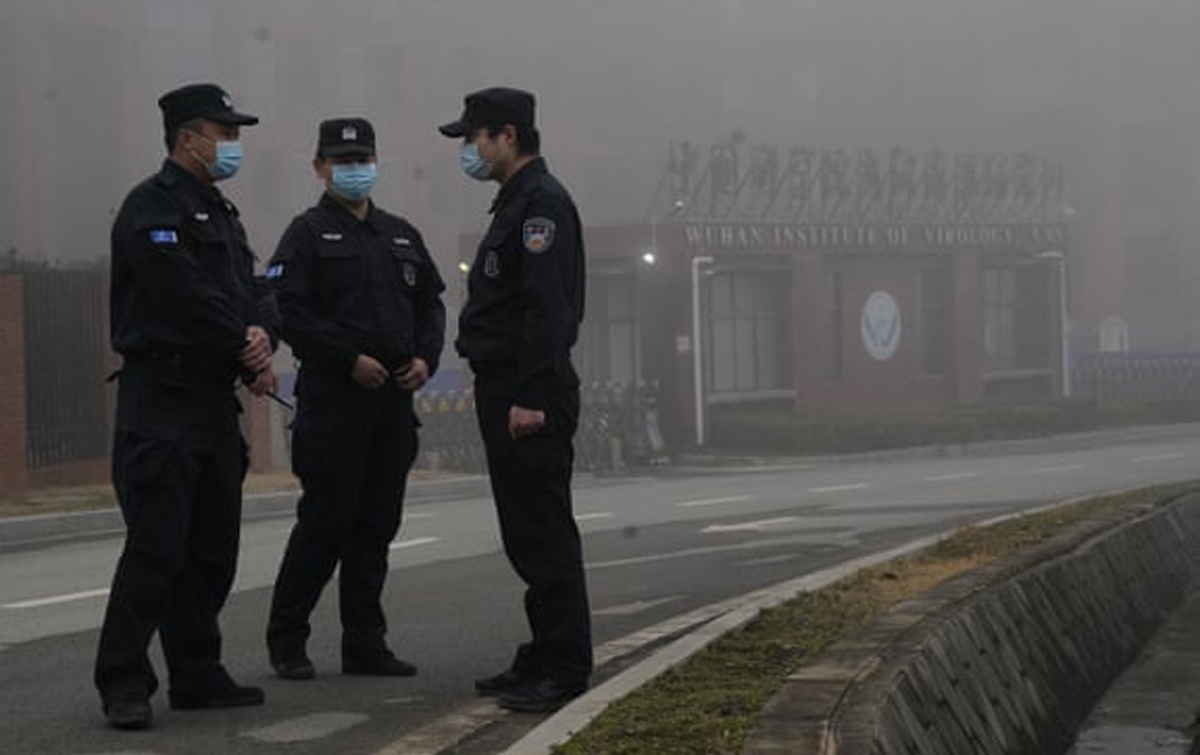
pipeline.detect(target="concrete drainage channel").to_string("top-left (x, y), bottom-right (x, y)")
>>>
top-left (742, 490), bottom-right (1200, 755)
top-left (472, 489), bottom-right (1200, 755)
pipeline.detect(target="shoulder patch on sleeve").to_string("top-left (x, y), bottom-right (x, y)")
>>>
top-left (148, 229), bottom-right (179, 246)
top-left (522, 218), bottom-right (556, 254)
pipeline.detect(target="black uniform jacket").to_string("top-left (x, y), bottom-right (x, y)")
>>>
top-left (268, 193), bottom-right (446, 397)
top-left (110, 159), bottom-right (279, 385)
top-left (456, 158), bottom-right (585, 409)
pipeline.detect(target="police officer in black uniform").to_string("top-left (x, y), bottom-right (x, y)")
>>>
top-left (96, 83), bottom-right (278, 730)
top-left (439, 88), bottom-right (591, 712)
top-left (265, 118), bottom-right (446, 680)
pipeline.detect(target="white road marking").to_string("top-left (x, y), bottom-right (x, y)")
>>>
top-left (1027, 464), bottom-right (1086, 475)
top-left (245, 490), bottom-right (299, 501)
top-left (734, 554), bottom-right (801, 567)
top-left (807, 483), bottom-right (872, 494)
top-left (576, 513), bottom-right (615, 522)
top-left (925, 473), bottom-right (980, 482)
top-left (243, 712), bottom-right (369, 744)
top-left (702, 517), bottom-right (799, 534)
top-left (3, 588), bottom-right (110, 609)
top-left (594, 596), bottom-right (684, 617)
top-left (1133, 453), bottom-right (1186, 463)
top-left (389, 537), bottom-right (441, 551)
top-left (673, 463), bottom-right (814, 475)
top-left (371, 699), bottom-right (504, 755)
top-left (590, 532), bottom-right (860, 570)
top-left (676, 495), bottom-right (755, 508)
top-left (410, 475), bottom-right (483, 486)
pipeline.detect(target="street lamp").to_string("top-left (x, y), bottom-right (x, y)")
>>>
top-left (691, 256), bottom-right (714, 446)
top-left (1036, 250), bottom-right (1070, 398)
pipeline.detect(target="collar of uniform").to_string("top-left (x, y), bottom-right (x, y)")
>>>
top-left (489, 157), bottom-right (547, 215)
top-left (159, 159), bottom-right (225, 206)
top-left (318, 191), bottom-right (382, 233)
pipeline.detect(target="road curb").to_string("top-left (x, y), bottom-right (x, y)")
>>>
top-left (495, 490), bottom-right (1135, 755)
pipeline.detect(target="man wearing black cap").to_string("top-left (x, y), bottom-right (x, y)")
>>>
top-left (264, 117), bottom-right (446, 681)
top-left (439, 87), bottom-right (591, 712)
top-left (95, 83), bottom-right (277, 729)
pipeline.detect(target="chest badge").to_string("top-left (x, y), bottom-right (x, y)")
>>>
top-left (403, 262), bottom-right (417, 287)
top-left (393, 237), bottom-right (413, 247)
top-left (193, 212), bottom-right (210, 222)
top-left (321, 232), bottom-right (343, 241)
top-left (484, 249), bottom-right (501, 278)
top-left (522, 217), bottom-right (556, 254)
top-left (148, 229), bottom-right (179, 246)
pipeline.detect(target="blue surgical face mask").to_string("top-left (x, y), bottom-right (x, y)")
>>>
top-left (330, 162), bottom-right (377, 201)
top-left (459, 143), bottom-right (493, 182)
top-left (191, 135), bottom-right (243, 181)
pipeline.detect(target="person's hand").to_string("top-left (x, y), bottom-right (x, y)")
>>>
top-left (351, 354), bottom-right (389, 390)
top-left (247, 368), bottom-right (278, 398)
top-left (241, 326), bottom-right (273, 374)
top-left (509, 405), bottom-right (546, 439)
top-left (395, 358), bottom-right (430, 392)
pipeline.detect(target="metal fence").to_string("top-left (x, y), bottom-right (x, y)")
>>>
top-left (413, 381), bottom-right (668, 474)
top-left (1072, 353), bottom-right (1200, 403)
top-left (21, 269), bottom-right (110, 470)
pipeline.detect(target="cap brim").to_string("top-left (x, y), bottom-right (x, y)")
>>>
top-left (438, 120), bottom-right (466, 138)
top-left (207, 111), bottom-right (260, 126)
top-left (321, 144), bottom-right (376, 158)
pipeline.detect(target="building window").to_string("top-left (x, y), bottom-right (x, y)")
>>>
top-left (983, 266), bottom-right (1048, 372)
top-left (825, 273), bottom-right (843, 382)
top-left (578, 274), bottom-right (640, 385)
top-left (916, 269), bottom-right (951, 376)
top-left (706, 270), bottom-right (790, 394)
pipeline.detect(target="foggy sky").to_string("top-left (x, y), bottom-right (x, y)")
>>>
top-left (3, 0), bottom-right (1200, 344)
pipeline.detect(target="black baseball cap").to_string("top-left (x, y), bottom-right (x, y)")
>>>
top-left (438, 87), bottom-right (536, 138)
top-left (158, 83), bottom-right (259, 131)
top-left (317, 117), bottom-right (376, 158)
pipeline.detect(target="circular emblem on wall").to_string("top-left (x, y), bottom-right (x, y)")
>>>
top-left (861, 291), bottom-right (902, 362)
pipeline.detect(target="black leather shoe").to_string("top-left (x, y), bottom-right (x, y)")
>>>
top-left (342, 652), bottom-right (417, 677)
top-left (168, 680), bottom-right (265, 710)
top-left (272, 657), bottom-right (316, 681)
top-left (498, 677), bottom-right (587, 713)
top-left (104, 697), bottom-right (152, 730)
top-left (474, 668), bottom-right (526, 697)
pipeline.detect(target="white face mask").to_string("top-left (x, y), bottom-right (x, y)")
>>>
top-left (329, 162), bottom-right (377, 200)
top-left (190, 132), bottom-right (243, 181)
top-left (459, 143), bottom-right (493, 181)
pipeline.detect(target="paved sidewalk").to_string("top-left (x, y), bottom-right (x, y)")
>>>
top-left (1070, 586), bottom-right (1200, 755)
top-left (0, 471), bottom-right (490, 550)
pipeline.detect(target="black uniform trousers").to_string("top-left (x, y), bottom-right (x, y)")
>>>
top-left (475, 370), bottom-right (593, 686)
top-left (266, 385), bottom-right (416, 663)
top-left (94, 363), bottom-right (247, 704)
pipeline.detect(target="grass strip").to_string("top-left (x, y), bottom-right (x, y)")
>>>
top-left (554, 484), bottom-right (1194, 755)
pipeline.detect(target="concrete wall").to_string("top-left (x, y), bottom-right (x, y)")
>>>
top-left (744, 494), bottom-right (1200, 755)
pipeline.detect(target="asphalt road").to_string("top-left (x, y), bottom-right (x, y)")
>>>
top-left (2, 426), bottom-right (1199, 755)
